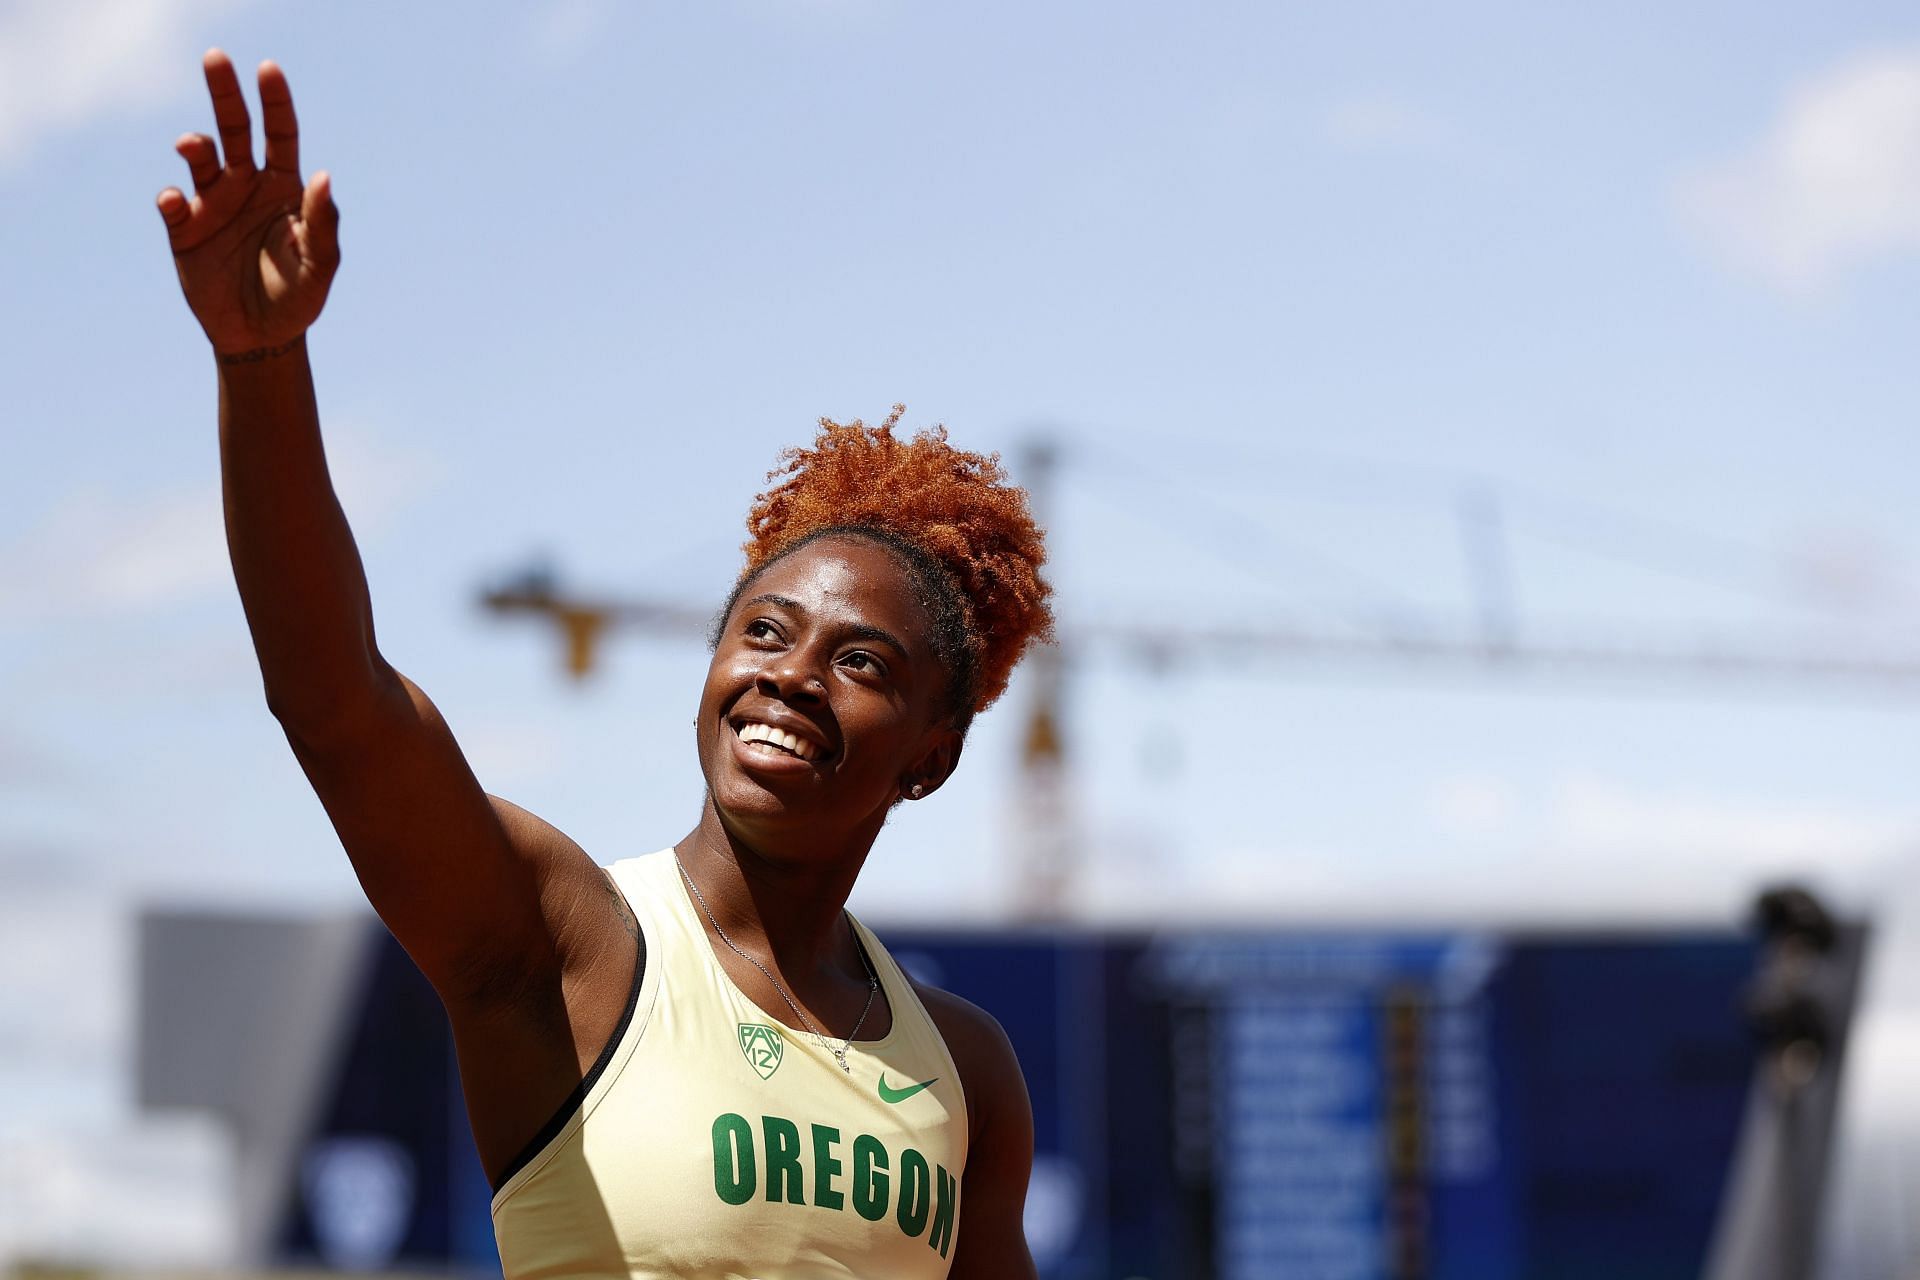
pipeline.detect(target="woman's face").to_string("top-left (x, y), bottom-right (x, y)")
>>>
top-left (695, 535), bottom-right (961, 857)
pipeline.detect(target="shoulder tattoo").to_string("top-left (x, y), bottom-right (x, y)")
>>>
top-left (602, 868), bottom-right (641, 943)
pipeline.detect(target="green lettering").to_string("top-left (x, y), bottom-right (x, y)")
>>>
top-left (763, 1115), bottom-right (804, 1204)
top-left (928, 1163), bottom-right (958, 1257)
top-left (711, 1113), bottom-right (755, 1206)
top-left (896, 1148), bottom-right (931, 1237)
top-left (852, 1134), bottom-right (890, 1221)
top-left (811, 1124), bottom-right (845, 1210)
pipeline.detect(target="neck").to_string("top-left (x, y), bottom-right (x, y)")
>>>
top-left (675, 795), bottom-right (878, 980)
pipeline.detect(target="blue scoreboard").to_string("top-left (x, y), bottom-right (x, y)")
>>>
top-left (275, 925), bottom-right (1757, 1278)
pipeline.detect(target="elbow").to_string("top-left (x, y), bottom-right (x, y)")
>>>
top-left (265, 688), bottom-right (340, 753)
top-left (264, 662), bottom-right (397, 751)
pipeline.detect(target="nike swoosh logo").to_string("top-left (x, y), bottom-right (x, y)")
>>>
top-left (878, 1074), bottom-right (939, 1104)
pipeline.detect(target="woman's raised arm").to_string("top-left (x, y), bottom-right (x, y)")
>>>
top-left (156, 53), bottom-right (630, 1042)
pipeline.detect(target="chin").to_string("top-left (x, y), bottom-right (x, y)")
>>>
top-left (709, 772), bottom-right (818, 834)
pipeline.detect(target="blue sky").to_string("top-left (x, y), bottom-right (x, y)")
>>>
top-left (4, 0), bottom-right (1920, 1265)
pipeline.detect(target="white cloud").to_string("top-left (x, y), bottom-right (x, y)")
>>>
top-left (0, 1117), bottom-right (234, 1266)
top-left (1428, 774), bottom-right (1516, 834)
top-left (527, 0), bottom-right (617, 68)
top-left (0, 423), bottom-right (436, 623)
top-left (0, 889), bottom-right (121, 1093)
top-left (1677, 47), bottom-right (1920, 292)
top-left (0, 887), bottom-right (234, 1268)
top-left (1134, 772), bottom-right (1920, 925)
top-left (1085, 840), bottom-right (1381, 925)
top-left (1322, 94), bottom-right (1461, 157)
top-left (16, 485), bottom-right (229, 617)
top-left (1549, 771), bottom-right (1914, 872)
top-left (0, 0), bottom-right (249, 169)
top-left (1418, 772), bottom-right (1918, 918)
top-left (1782, 525), bottom-right (1920, 620)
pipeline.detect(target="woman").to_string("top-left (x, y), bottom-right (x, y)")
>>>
top-left (157, 50), bottom-right (1050, 1278)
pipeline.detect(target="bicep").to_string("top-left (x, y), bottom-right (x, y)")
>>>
top-left (281, 665), bottom-right (595, 999)
top-left (943, 1007), bottom-right (1039, 1279)
top-left (951, 1106), bottom-right (1037, 1277)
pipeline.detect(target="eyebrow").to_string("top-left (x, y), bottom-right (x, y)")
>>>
top-left (741, 593), bottom-right (911, 657)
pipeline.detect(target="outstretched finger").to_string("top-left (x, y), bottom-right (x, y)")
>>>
top-left (300, 170), bottom-right (340, 266)
top-left (202, 49), bottom-right (254, 172)
top-left (174, 132), bottom-right (221, 195)
top-left (258, 60), bottom-right (299, 175)
top-left (156, 187), bottom-right (191, 237)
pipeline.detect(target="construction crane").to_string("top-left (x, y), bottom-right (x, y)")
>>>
top-left (479, 435), bottom-right (1920, 920)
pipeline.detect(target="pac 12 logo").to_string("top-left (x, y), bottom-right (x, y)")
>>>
top-left (739, 1023), bottom-right (784, 1080)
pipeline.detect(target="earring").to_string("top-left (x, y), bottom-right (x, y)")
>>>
top-left (909, 783), bottom-right (925, 799)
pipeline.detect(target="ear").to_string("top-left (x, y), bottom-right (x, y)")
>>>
top-left (900, 725), bottom-right (965, 801)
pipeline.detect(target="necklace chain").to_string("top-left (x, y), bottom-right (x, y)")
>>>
top-left (676, 856), bottom-right (878, 1073)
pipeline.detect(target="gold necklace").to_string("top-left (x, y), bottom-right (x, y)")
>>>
top-left (676, 856), bottom-right (878, 1073)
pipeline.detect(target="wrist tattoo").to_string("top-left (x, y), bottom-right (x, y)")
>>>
top-left (218, 338), bottom-right (304, 365)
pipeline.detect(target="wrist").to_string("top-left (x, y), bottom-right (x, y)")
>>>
top-left (214, 334), bottom-right (307, 366)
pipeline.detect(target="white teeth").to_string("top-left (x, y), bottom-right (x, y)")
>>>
top-left (736, 721), bottom-right (819, 761)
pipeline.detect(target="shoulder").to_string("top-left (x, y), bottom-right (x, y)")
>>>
top-left (910, 980), bottom-right (1030, 1151)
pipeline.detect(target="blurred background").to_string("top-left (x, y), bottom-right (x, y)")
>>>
top-left (4, 0), bottom-right (1920, 1276)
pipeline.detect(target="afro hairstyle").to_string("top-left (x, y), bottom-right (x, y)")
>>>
top-left (712, 406), bottom-right (1053, 734)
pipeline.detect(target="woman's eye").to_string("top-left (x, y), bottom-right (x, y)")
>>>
top-left (745, 619), bottom-right (778, 640)
top-left (842, 651), bottom-right (882, 674)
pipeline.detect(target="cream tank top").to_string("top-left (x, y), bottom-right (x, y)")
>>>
top-left (491, 848), bottom-right (969, 1279)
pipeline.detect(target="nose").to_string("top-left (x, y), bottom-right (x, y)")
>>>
top-left (756, 646), bottom-right (827, 705)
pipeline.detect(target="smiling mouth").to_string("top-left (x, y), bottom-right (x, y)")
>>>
top-left (733, 721), bottom-right (824, 762)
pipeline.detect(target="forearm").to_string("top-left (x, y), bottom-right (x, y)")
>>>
top-left (218, 337), bottom-right (388, 730)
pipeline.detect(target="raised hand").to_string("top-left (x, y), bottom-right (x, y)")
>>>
top-left (157, 50), bottom-right (339, 356)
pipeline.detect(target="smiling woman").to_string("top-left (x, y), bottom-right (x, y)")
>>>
top-left (157, 47), bottom-right (1052, 1280)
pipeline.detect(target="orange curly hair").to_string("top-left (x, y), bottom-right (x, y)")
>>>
top-left (717, 406), bottom-right (1053, 731)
